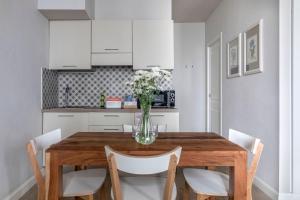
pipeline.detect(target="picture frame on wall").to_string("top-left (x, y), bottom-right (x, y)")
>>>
top-left (227, 33), bottom-right (242, 78)
top-left (244, 19), bottom-right (264, 75)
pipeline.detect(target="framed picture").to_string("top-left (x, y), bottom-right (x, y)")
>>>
top-left (227, 33), bottom-right (242, 78)
top-left (244, 19), bottom-right (263, 75)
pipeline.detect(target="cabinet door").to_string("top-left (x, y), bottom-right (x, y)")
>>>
top-left (88, 113), bottom-right (134, 126)
top-left (49, 20), bottom-right (91, 70)
top-left (92, 20), bottom-right (132, 53)
top-left (133, 20), bottom-right (174, 70)
top-left (43, 113), bottom-right (88, 138)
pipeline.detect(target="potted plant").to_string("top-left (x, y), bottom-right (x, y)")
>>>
top-left (128, 67), bottom-right (171, 144)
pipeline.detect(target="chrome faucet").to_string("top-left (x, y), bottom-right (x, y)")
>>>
top-left (65, 85), bottom-right (71, 107)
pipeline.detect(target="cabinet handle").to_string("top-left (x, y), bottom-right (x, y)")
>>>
top-left (151, 115), bottom-right (165, 117)
top-left (104, 115), bottom-right (120, 117)
top-left (63, 66), bottom-right (77, 68)
top-left (104, 129), bottom-right (120, 131)
top-left (147, 65), bottom-right (160, 68)
top-left (104, 48), bottom-right (119, 51)
top-left (58, 115), bottom-right (74, 117)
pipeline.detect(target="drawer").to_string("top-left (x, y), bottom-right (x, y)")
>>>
top-left (88, 113), bottom-right (134, 125)
top-left (88, 125), bottom-right (123, 132)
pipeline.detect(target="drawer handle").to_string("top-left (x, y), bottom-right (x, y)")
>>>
top-left (104, 48), bottom-right (119, 51)
top-left (104, 129), bottom-right (120, 131)
top-left (147, 65), bottom-right (160, 68)
top-left (63, 66), bottom-right (77, 68)
top-left (58, 115), bottom-right (74, 117)
top-left (151, 115), bottom-right (165, 117)
top-left (104, 115), bottom-right (120, 117)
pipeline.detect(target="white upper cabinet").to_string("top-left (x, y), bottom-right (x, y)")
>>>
top-left (92, 20), bottom-right (133, 66)
top-left (38, 0), bottom-right (94, 20)
top-left (49, 20), bottom-right (91, 70)
top-left (133, 20), bottom-right (174, 70)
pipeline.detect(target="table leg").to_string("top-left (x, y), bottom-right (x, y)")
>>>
top-left (45, 152), bottom-right (63, 200)
top-left (229, 153), bottom-right (247, 200)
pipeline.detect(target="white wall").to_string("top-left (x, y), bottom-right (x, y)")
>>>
top-left (206, 0), bottom-right (279, 192)
top-left (173, 23), bottom-right (206, 131)
top-left (292, 0), bottom-right (300, 195)
top-left (95, 0), bottom-right (171, 20)
top-left (0, 0), bottom-right (48, 198)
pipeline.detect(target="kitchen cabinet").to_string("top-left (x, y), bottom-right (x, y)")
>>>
top-left (43, 111), bottom-right (179, 134)
top-left (92, 20), bottom-right (133, 66)
top-left (133, 20), bottom-right (174, 70)
top-left (49, 20), bottom-right (91, 70)
top-left (134, 112), bottom-right (179, 132)
top-left (43, 113), bottom-right (88, 138)
top-left (38, 0), bottom-right (94, 20)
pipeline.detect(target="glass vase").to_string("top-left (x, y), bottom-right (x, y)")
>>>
top-left (134, 102), bottom-right (156, 145)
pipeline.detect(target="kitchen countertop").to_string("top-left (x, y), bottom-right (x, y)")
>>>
top-left (42, 107), bottom-right (179, 113)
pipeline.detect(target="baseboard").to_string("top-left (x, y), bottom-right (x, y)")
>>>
top-left (253, 176), bottom-right (278, 200)
top-left (3, 176), bottom-right (35, 200)
top-left (278, 193), bottom-right (300, 200)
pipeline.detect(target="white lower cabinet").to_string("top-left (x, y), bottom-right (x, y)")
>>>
top-left (43, 111), bottom-right (179, 135)
top-left (43, 113), bottom-right (88, 138)
top-left (145, 112), bottom-right (179, 132)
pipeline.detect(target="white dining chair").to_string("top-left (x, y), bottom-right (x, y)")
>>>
top-left (183, 129), bottom-right (264, 200)
top-left (123, 124), bottom-right (133, 132)
top-left (27, 129), bottom-right (107, 200)
top-left (105, 145), bottom-right (182, 200)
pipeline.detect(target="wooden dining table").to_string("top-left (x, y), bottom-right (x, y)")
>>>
top-left (45, 132), bottom-right (247, 200)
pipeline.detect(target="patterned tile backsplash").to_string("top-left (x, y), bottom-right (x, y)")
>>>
top-left (42, 68), bottom-right (58, 109)
top-left (42, 66), bottom-right (173, 108)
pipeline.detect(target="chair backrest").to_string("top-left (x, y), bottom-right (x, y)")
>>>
top-left (123, 124), bottom-right (133, 132)
top-left (30, 129), bottom-right (61, 155)
top-left (105, 145), bottom-right (181, 174)
top-left (158, 124), bottom-right (167, 132)
top-left (228, 129), bottom-right (264, 191)
top-left (27, 129), bottom-right (62, 195)
top-left (229, 129), bottom-right (260, 154)
top-left (105, 146), bottom-right (182, 200)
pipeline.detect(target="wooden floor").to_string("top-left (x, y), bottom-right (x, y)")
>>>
top-left (19, 168), bottom-right (271, 200)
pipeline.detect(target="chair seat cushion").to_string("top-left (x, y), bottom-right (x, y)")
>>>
top-left (183, 168), bottom-right (229, 196)
top-left (111, 176), bottom-right (177, 200)
top-left (63, 168), bottom-right (106, 197)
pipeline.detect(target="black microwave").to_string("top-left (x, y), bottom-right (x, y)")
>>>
top-left (137, 90), bottom-right (175, 108)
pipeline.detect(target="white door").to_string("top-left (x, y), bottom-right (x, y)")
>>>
top-left (207, 35), bottom-right (222, 134)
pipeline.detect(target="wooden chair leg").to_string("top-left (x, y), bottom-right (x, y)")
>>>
top-left (183, 181), bottom-right (190, 200)
top-left (196, 194), bottom-right (209, 200)
top-left (37, 187), bottom-right (45, 200)
top-left (99, 172), bottom-right (110, 200)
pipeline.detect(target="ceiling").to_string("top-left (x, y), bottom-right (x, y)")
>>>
top-left (172, 0), bottom-right (222, 23)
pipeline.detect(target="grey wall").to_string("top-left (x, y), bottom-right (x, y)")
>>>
top-left (173, 23), bottom-right (206, 131)
top-left (292, 0), bottom-right (300, 194)
top-left (206, 0), bottom-right (279, 191)
top-left (0, 0), bottom-right (48, 198)
top-left (95, 0), bottom-right (171, 20)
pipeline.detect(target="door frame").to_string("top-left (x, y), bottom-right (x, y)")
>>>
top-left (206, 32), bottom-right (223, 135)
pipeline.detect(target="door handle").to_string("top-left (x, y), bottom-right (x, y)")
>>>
top-left (62, 66), bottom-right (77, 68)
top-left (104, 115), bottom-right (120, 117)
top-left (58, 115), bottom-right (74, 117)
top-left (104, 48), bottom-right (119, 51)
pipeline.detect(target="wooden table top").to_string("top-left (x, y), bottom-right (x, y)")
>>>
top-left (47, 132), bottom-right (245, 155)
